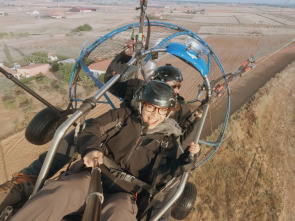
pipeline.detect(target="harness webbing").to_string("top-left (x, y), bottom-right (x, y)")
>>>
top-left (102, 156), bottom-right (156, 195)
top-left (150, 136), bottom-right (169, 196)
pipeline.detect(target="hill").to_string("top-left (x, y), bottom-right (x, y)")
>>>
top-left (186, 61), bottom-right (295, 220)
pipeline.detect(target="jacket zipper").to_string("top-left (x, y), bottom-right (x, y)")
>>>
top-left (124, 136), bottom-right (142, 169)
top-left (124, 133), bottom-right (163, 168)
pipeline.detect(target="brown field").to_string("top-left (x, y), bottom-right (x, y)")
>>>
top-left (187, 61), bottom-right (295, 221)
top-left (0, 1), bottom-right (295, 220)
top-left (192, 15), bottom-right (239, 24)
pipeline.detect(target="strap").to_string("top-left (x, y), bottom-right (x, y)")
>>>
top-left (124, 80), bottom-right (136, 107)
top-left (100, 121), bottom-right (123, 155)
top-left (100, 165), bottom-right (142, 194)
top-left (152, 137), bottom-right (169, 175)
top-left (150, 136), bottom-right (169, 196)
top-left (101, 136), bottom-right (169, 196)
top-left (107, 122), bottom-right (123, 137)
top-left (65, 115), bottom-right (87, 173)
top-left (74, 122), bottom-right (86, 144)
top-left (103, 156), bottom-right (157, 195)
top-left (110, 169), bottom-right (154, 193)
top-left (66, 118), bottom-right (123, 174)
top-left (139, 177), bottom-right (180, 220)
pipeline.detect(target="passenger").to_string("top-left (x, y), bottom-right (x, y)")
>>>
top-left (0, 42), bottom-right (201, 214)
top-left (10, 81), bottom-right (200, 220)
top-left (104, 39), bottom-right (199, 135)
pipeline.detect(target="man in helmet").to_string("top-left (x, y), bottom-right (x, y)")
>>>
top-left (104, 41), bottom-right (199, 141)
top-left (10, 81), bottom-right (200, 221)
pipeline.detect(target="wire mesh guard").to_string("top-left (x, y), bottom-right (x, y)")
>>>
top-left (69, 21), bottom-right (230, 169)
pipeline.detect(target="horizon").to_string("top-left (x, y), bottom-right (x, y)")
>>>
top-left (0, 0), bottom-right (294, 6)
top-left (155, 0), bottom-right (294, 6)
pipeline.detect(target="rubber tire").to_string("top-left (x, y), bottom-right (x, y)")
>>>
top-left (171, 182), bottom-right (197, 220)
top-left (25, 107), bottom-right (63, 145)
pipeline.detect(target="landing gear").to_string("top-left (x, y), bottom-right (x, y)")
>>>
top-left (25, 107), bottom-right (63, 145)
top-left (171, 182), bottom-right (197, 220)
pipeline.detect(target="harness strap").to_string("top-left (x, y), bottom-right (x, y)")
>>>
top-left (100, 121), bottom-right (123, 156)
top-left (124, 80), bottom-right (136, 107)
top-left (74, 120), bottom-right (86, 144)
top-left (108, 122), bottom-right (123, 137)
top-left (103, 156), bottom-right (157, 195)
top-left (100, 136), bottom-right (170, 196)
top-left (65, 115), bottom-right (87, 173)
top-left (66, 119), bottom-right (123, 174)
top-left (100, 165), bottom-right (142, 194)
top-left (139, 176), bottom-right (180, 220)
top-left (150, 136), bottom-right (169, 196)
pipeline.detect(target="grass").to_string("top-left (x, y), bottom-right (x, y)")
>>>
top-left (0, 78), bottom-right (15, 94)
top-left (183, 61), bottom-right (295, 221)
top-left (0, 32), bottom-right (29, 38)
top-left (0, 69), bottom-right (96, 139)
top-left (71, 24), bottom-right (93, 33)
top-left (2, 98), bottom-right (17, 109)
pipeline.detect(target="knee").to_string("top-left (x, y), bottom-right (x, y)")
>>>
top-left (102, 193), bottom-right (138, 221)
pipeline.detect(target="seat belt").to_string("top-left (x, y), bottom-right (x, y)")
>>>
top-left (149, 136), bottom-right (169, 196)
top-left (102, 156), bottom-right (157, 195)
top-left (66, 120), bottom-right (123, 174)
top-left (65, 115), bottom-right (87, 173)
top-left (100, 136), bottom-right (170, 196)
top-left (138, 176), bottom-right (181, 221)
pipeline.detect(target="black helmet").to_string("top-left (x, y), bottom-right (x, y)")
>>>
top-left (139, 80), bottom-right (177, 109)
top-left (153, 64), bottom-right (183, 83)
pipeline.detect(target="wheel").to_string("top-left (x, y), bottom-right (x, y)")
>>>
top-left (25, 107), bottom-right (64, 145)
top-left (171, 182), bottom-right (197, 220)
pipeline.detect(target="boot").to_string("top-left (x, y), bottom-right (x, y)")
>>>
top-left (0, 172), bottom-right (37, 214)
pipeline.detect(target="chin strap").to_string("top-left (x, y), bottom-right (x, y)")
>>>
top-left (138, 102), bottom-right (142, 114)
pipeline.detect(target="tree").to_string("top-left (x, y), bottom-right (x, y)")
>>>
top-left (71, 24), bottom-right (93, 33)
top-left (24, 51), bottom-right (49, 63)
top-left (50, 62), bottom-right (59, 72)
top-left (58, 63), bottom-right (75, 83)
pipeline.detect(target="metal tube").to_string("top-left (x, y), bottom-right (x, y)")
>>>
top-left (127, 47), bottom-right (167, 66)
top-left (151, 172), bottom-right (189, 221)
top-left (193, 104), bottom-right (209, 143)
top-left (82, 167), bottom-right (103, 221)
top-left (32, 109), bottom-right (84, 195)
top-left (32, 74), bottom-right (121, 195)
top-left (140, 47), bottom-right (167, 57)
top-left (92, 74), bottom-right (121, 100)
top-left (193, 76), bottom-right (211, 143)
top-left (151, 76), bottom-right (211, 220)
top-left (188, 75), bottom-right (211, 161)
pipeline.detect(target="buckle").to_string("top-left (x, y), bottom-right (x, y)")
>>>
top-left (161, 140), bottom-right (169, 148)
top-left (117, 172), bottom-right (135, 182)
top-left (125, 174), bottom-right (135, 182)
top-left (118, 172), bottom-right (127, 179)
top-left (115, 122), bottom-right (122, 129)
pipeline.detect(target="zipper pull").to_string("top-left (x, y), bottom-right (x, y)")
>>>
top-left (135, 138), bottom-right (140, 146)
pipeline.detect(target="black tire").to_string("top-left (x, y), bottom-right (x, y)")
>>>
top-left (171, 182), bottom-right (197, 220)
top-left (25, 107), bottom-right (64, 145)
